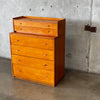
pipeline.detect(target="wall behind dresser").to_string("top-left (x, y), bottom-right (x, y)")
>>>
top-left (0, 0), bottom-right (91, 72)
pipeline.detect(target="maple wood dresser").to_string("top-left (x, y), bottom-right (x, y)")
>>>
top-left (9, 16), bottom-right (65, 87)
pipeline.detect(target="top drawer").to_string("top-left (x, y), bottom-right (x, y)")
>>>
top-left (13, 16), bottom-right (65, 36)
top-left (13, 19), bottom-right (57, 29)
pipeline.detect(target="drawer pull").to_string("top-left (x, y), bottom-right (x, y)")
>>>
top-left (16, 50), bottom-right (19, 51)
top-left (17, 59), bottom-right (20, 61)
top-left (48, 31), bottom-right (50, 33)
top-left (44, 43), bottom-right (47, 45)
top-left (16, 40), bottom-right (19, 42)
top-left (44, 76), bottom-right (47, 78)
top-left (20, 28), bottom-right (22, 30)
top-left (44, 64), bottom-right (47, 66)
top-left (48, 25), bottom-right (50, 27)
top-left (44, 54), bottom-right (47, 56)
top-left (20, 23), bottom-right (22, 24)
top-left (18, 70), bottom-right (21, 72)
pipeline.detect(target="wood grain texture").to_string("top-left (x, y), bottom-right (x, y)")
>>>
top-left (13, 16), bottom-right (65, 36)
top-left (14, 19), bottom-right (57, 29)
top-left (13, 64), bottom-right (54, 87)
top-left (9, 34), bottom-right (15, 77)
top-left (10, 16), bottom-right (65, 87)
top-left (11, 45), bottom-right (54, 61)
top-left (10, 33), bottom-right (54, 50)
top-left (14, 26), bottom-right (57, 36)
top-left (55, 35), bottom-right (65, 85)
top-left (58, 19), bottom-right (65, 36)
top-left (10, 32), bottom-right (56, 39)
top-left (12, 55), bottom-right (54, 72)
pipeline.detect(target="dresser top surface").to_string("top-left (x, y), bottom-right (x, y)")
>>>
top-left (10, 32), bottom-right (57, 39)
top-left (13, 16), bottom-right (65, 22)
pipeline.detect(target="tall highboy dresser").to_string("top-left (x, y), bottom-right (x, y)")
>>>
top-left (9, 16), bottom-right (65, 87)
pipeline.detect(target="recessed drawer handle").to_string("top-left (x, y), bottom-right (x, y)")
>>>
top-left (20, 28), bottom-right (22, 30)
top-left (20, 23), bottom-right (22, 24)
top-left (44, 75), bottom-right (47, 78)
top-left (48, 25), bottom-right (50, 27)
top-left (16, 40), bottom-right (19, 42)
top-left (18, 70), bottom-right (21, 72)
top-left (44, 43), bottom-right (47, 45)
top-left (16, 50), bottom-right (20, 51)
top-left (48, 31), bottom-right (50, 33)
top-left (44, 64), bottom-right (47, 66)
top-left (17, 59), bottom-right (20, 61)
top-left (44, 54), bottom-right (47, 56)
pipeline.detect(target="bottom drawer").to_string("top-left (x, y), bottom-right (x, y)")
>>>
top-left (13, 64), bottom-right (54, 86)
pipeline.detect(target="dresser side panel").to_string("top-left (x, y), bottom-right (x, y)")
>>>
top-left (55, 36), bottom-right (65, 85)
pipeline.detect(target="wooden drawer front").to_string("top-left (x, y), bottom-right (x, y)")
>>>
top-left (10, 34), bottom-right (54, 50)
top-left (13, 64), bottom-right (54, 86)
top-left (12, 55), bottom-right (54, 71)
top-left (14, 20), bottom-right (57, 29)
top-left (14, 26), bottom-right (57, 36)
top-left (11, 45), bottom-right (54, 61)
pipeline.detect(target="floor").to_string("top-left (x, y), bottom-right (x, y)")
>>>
top-left (0, 58), bottom-right (100, 100)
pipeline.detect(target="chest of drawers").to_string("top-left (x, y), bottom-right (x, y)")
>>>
top-left (10, 16), bottom-right (65, 87)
